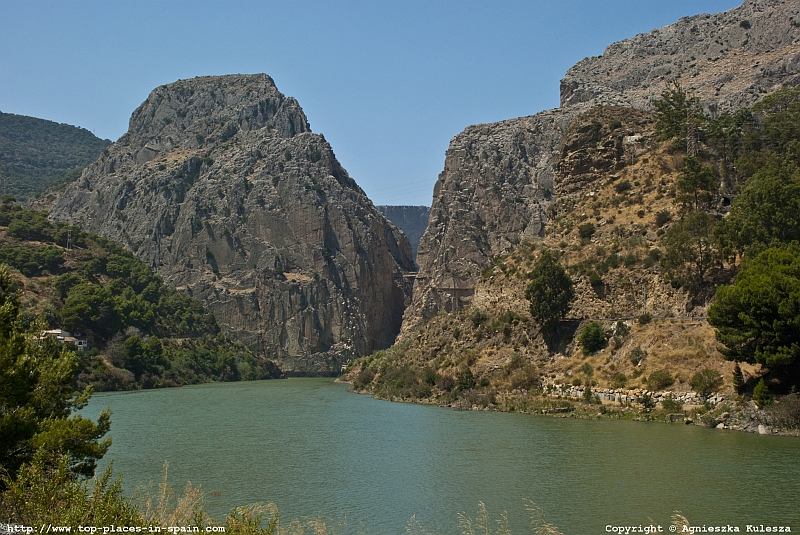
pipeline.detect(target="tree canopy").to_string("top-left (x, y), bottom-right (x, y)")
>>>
top-left (0, 265), bottom-right (110, 482)
top-left (708, 246), bottom-right (800, 389)
top-left (524, 250), bottom-right (574, 330)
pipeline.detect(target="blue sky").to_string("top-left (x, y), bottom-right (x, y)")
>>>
top-left (1, 0), bottom-right (741, 206)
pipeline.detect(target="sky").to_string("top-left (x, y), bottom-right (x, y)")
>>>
top-left (1, 0), bottom-right (742, 206)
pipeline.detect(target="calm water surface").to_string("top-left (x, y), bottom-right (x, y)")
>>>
top-left (83, 379), bottom-right (800, 534)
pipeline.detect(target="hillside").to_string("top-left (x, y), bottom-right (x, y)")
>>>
top-left (41, 74), bottom-right (415, 376)
top-left (403, 0), bottom-right (800, 334)
top-left (0, 111), bottom-right (111, 201)
top-left (0, 199), bottom-right (280, 390)
top-left (346, 67), bottom-right (800, 430)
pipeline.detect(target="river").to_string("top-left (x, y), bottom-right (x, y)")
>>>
top-left (82, 378), bottom-right (800, 534)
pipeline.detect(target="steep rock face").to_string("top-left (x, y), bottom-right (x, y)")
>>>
top-left (402, 0), bottom-right (799, 333)
top-left (561, 0), bottom-right (800, 114)
top-left (402, 109), bottom-right (574, 333)
top-left (375, 205), bottom-right (430, 261)
top-left (48, 74), bottom-right (415, 375)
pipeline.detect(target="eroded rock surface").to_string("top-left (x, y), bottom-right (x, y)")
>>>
top-left (402, 0), bottom-right (800, 333)
top-left (48, 74), bottom-right (415, 375)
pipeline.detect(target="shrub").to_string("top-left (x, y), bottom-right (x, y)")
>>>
top-left (579, 321), bottom-right (607, 354)
top-left (655, 209), bottom-right (672, 227)
top-left (690, 369), bottom-right (723, 397)
top-left (612, 373), bottom-right (628, 389)
top-left (437, 374), bottom-right (455, 392)
top-left (766, 394), bottom-right (800, 430)
top-left (629, 346), bottom-right (647, 365)
top-left (753, 378), bottom-right (771, 408)
top-left (510, 366), bottom-right (539, 390)
top-left (661, 396), bottom-right (684, 413)
top-left (456, 367), bottom-right (476, 392)
top-left (614, 180), bottom-right (632, 194)
top-left (468, 308), bottom-right (490, 328)
top-left (646, 369), bottom-right (674, 391)
top-left (638, 312), bottom-right (652, 324)
top-left (353, 366), bottom-right (376, 390)
top-left (578, 222), bottom-right (596, 240)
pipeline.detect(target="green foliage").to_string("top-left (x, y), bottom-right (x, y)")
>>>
top-left (638, 313), bottom-right (652, 325)
top-left (629, 346), bottom-right (647, 365)
top-left (468, 308), bottom-right (490, 328)
top-left (690, 369), bottom-right (723, 397)
top-left (652, 81), bottom-right (705, 143)
top-left (661, 210), bottom-right (720, 291)
top-left (612, 373), bottom-right (628, 389)
top-left (708, 246), bottom-right (800, 386)
top-left (579, 321), bottom-right (606, 354)
top-left (524, 250), bottom-right (574, 330)
top-left (578, 222), bottom-right (596, 240)
top-left (0, 245), bottom-right (64, 276)
top-left (456, 367), bottom-right (477, 392)
top-left (661, 396), bottom-right (683, 413)
top-left (677, 156), bottom-right (717, 212)
top-left (614, 180), bottom-right (632, 194)
top-left (646, 369), bottom-right (674, 391)
top-left (719, 164), bottom-right (800, 258)
top-left (753, 378), bottom-right (771, 408)
top-left (0, 266), bottom-right (110, 482)
top-left (1, 453), bottom-right (138, 524)
top-left (0, 112), bottom-right (111, 201)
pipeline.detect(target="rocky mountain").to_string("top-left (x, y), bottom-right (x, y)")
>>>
top-left (375, 205), bottom-right (430, 261)
top-left (402, 0), bottom-right (800, 333)
top-left (44, 74), bottom-right (415, 375)
top-left (0, 111), bottom-right (111, 201)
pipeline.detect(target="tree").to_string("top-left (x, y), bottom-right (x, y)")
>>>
top-left (579, 322), bottom-right (606, 354)
top-left (524, 250), bottom-right (574, 331)
top-left (677, 156), bottom-right (717, 213)
top-left (661, 210), bottom-right (721, 292)
top-left (0, 265), bottom-right (111, 482)
top-left (753, 378), bottom-right (771, 408)
top-left (719, 165), bottom-right (800, 259)
top-left (652, 81), bottom-right (705, 147)
top-left (708, 246), bottom-right (800, 389)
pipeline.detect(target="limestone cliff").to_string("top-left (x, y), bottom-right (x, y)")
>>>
top-left (46, 74), bottom-right (415, 375)
top-left (402, 0), bottom-right (800, 333)
top-left (375, 205), bottom-right (430, 261)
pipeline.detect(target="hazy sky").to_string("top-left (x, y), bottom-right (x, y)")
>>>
top-left (1, 0), bottom-right (741, 206)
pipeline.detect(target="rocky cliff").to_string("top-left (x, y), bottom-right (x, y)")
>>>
top-left (375, 205), bottom-right (430, 261)
top-left (45, 74), bottom-right (415, 375)
top-left (402, 0), bottom-right (800, 333)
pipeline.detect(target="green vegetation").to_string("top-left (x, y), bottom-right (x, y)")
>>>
top-left (579, 321), bottom-right (606, 354)
top-left (524, 250), bottom-right (574, 331)
top-left (0, 200), bottom-right (278, 391)
top-left (690, 369), bottom-right (723, 397)
top-left (0, 112), bottom-right (111, 201)
top-left (646, 369), bottom-right (674, 391)
top-left (0, 265), bottom-right (110, 483)
top-left (708, 246), bottom-right (800, 389)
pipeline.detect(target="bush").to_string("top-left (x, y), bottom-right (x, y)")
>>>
top-left (766, 394), bottom-right (800, 430)
top-left (753, 378), bottom-right (771, 408)
top-left (615, 180), bottom-right (632, 194)
top-left (661, 396), bottom-right (683, 413)
top-left (629, 346), bottom-right (647, 365)
top-left (468, 308), bottom-right (490, 328)
top-left (578, 222), bottom-right (596, 240)
top-left (437, 374), bottom-right (455, 392)
top-left (612, 373), bottom-right (628, 389)
top-left (655, 209), bottom-right (672, 227)
top-left (690, 369), bottom-right (723, 397)
top-left (638, 312), bottom-right (652, 325)
top-left (646, 369), bottom-right (674, 391)
top-left (456, 367), bottom-right (477, 392)
top-left (579, 321), bottom-right (606, 354)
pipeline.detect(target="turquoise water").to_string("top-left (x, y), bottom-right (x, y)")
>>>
top-left (83, 379), bottom-right (800, 534)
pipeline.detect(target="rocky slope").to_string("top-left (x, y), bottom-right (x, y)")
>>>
top-left (402, 0), bottom-right (800, 332)
top-left (375, 205), bottom-right (430, 261)
top-left (44, 74), bottom-right (415, 375)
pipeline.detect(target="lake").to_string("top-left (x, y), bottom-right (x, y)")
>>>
top-left (82, 378), bottom-right (800, 534)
